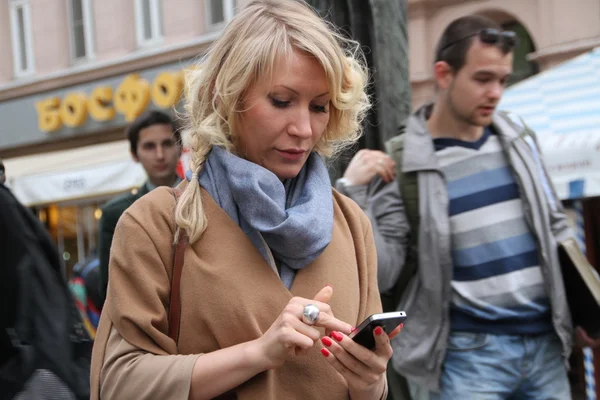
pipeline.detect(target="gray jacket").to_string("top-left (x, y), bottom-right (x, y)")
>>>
top-left (335, 177), bottom-right (409, 288)
top-left (339, 104), bottom-right (575, 390)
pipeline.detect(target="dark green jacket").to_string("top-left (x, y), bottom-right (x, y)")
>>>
top-left (98, 184), bottom-right (149, 306)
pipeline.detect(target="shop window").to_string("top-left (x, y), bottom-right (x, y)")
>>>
top-left (502, 21), bottom-right (539, 86)
top-left (9, 0), bottom-right (35, 77)
top-left (206, 0), bottom-right (236, 28)
top-left (68, 0), bottom-right (95, 61)
top-left (43, 203), bottom-right (103, 278)
top-left (135, 0), bottom-right (162, 47)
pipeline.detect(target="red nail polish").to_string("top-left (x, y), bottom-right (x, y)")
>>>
top-left (374, 326), bottom-right (383, 336)
top-left (321, 348), bottom-right (330, 357)
top-left (351, 326), bottom-right (356, 332)
top-left (332, 331), bottom-right (343, 342)
top-left (321, 337), bottom-right (333, 347)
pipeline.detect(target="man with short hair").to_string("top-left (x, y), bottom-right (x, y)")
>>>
top-left (98, 110), bottom-right (182, 305)
top-left (340, 15), bottom-right (599, 399)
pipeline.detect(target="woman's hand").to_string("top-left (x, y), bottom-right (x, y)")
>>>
top-left (254, 285), bottom-right (354, 370)
top-left (320, 324), bottom-right (403, 400)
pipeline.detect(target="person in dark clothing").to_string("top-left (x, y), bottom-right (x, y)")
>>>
top-left (97, 110), bottom-right (182, 306)
top-left (0, 176), bottom-right (90, 399)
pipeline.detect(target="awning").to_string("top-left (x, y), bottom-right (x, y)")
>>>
top-left (499, 47), bottom-right (600, 199)
top-left (4, 140), bottom-right (146, 206)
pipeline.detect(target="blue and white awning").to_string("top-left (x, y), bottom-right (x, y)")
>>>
top-left (499, 47), bottom-right (600, 200)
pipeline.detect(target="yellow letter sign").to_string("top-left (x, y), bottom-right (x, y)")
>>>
top-left (59, 93), bottom-right (88, 127)
top-left (151, 72), bottom-right (184, 108)
top-left (35, 98), bottom-right (63, 132)
top-left (88, 86), bottom-right (116, 122)
top-left (114, 74), bottom-right (151, 121)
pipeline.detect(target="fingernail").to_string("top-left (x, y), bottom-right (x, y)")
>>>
top-left (374, 326), bottom-right (383, 336)
top-left (399, 323), bottom-right (404, 331)
top-left (351, 326), bottom-right (356, 332)
top-left (325, 284), bottom-right (332, 288)
top-left (320, 348), bottom-right (330, 357)
top-left (321, 337), bottom-right (333, 347)
top-left (331, 331), bottom-right (343, 342)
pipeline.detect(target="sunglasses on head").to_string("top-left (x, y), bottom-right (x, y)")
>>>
top-left (438, 28), bottom-right (519, 55)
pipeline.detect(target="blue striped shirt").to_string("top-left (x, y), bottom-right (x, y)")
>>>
top-left (434, 127), bottom-right (552, 335)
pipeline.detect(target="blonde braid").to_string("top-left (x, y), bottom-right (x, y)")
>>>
top-left (174, 131), bottom-right (212, 244)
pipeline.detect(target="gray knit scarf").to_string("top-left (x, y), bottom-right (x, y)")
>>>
top-left (188, 146), bottom-right (334, 288)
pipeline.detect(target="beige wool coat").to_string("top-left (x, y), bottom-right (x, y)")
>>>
top-left (90, 184), bottom-right (384, 399)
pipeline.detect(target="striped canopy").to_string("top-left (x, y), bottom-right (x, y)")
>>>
top-left (499, 47), bottom-right (600, 200)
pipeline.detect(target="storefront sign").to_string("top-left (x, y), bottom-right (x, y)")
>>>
top-left (36, 71), bottom-right (185, 132)
top-left (0, 59), bottom-right (194, 151)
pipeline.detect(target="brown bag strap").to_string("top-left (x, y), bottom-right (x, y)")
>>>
top-left (168, 188), bottom-right (188, 344)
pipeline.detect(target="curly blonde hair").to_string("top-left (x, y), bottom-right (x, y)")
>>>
top-left (176, 0), bottom-right (370, 243)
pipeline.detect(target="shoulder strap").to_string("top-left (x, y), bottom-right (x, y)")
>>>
top-left (383, 128), bottom-right (420, 310)
top-left (168, 188), bottom-right (188, 344)
top-left (387, 132), bottom-right (420, 241)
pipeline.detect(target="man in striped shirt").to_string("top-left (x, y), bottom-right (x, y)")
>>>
top-left (338, 14), bottom-right (600, 400)
top-left (435, 127), bottom-right (553, 336)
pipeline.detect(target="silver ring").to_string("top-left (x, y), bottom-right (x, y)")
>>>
top-left (302, 304), bottom-right (320, 325)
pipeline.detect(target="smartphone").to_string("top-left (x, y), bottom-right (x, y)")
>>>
top-left (349, 311), bottom-right (407, 350)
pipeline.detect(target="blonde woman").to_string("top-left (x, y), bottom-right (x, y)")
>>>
top-left (90, 1), bottom-right (400, 399)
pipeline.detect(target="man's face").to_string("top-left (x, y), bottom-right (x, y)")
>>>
top-left (132, 124), bottom-right (180, 185)
top-left (443, 39), bottom-right (513, 127)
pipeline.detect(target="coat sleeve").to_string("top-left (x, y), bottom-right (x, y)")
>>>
top-left (337, 178), bottom-right (410, 294)
top-left (100, 325), bottom-right (200, 400)
top-left (92, 189), bottom-right (200, 399)
top-left (360, 209), bottom-right (384, 319)
top-left (360, 213), bottom-right (389, 400)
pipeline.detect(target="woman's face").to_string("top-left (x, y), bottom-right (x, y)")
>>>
top-left (235, 49), bottom-right (331, 180)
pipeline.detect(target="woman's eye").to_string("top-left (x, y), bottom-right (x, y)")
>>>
top-left (311, 104), bottom-right (328, 113)
top-left (269, 97), bottom-right (291, 108)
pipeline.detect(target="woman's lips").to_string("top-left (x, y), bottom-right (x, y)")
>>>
top-left (277, 149), bottom-right (306, 161)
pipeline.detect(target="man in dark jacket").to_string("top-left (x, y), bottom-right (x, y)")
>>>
top-left (98, 110), bottom-right (182, 305)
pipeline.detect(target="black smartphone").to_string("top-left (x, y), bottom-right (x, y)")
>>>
top-left (349, 311), bottom-right (407, 350)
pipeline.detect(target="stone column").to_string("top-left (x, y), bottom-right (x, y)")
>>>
top-left (306, 0), bottom-right (411, 180)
